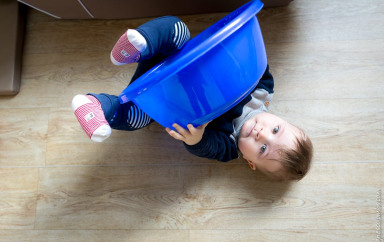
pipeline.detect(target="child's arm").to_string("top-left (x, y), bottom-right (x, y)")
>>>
top-left (165, 65), bottom-right (274, 162)
top-left (166, 122), bottom-right (238, 162)
top-left (184, 127), bottom-right (238, 162)
top-left (165, 122), bottom-right (210, 146)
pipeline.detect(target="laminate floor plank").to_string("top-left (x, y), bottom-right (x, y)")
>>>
top-left (0, 109), bottom-right (49, 167)
top-left (34, 163), bottom-right (382, 230)
top-left (0, 168), bottom-right (39, 229)
top-left (0, 0), bottom-right (383, 241)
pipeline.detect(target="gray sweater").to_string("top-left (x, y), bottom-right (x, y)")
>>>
top-left (184, 65), bottom-right (274, 162)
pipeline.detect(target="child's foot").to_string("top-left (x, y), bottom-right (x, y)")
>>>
top-left (110, 29), bottom-right (147, 65)
top-left (72, 94), bottom-right (111, 142)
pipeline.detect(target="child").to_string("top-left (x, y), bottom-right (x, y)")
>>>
top-left (72, 16), bottom-right (313, 181)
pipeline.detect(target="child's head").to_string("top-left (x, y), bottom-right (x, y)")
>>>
top-left (237, 112), bottom-right (313, 181)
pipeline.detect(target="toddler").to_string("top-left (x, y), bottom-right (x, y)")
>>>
top-left (72, 16), bottom-right (313, 181)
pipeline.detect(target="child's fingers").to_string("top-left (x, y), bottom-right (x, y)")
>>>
top-left (187, 124), bottom-right (198, 135)
top-left (191, 121), bottom-right (210, 132)
top-left (172, 123), bottom-right (189, 136)
top-left (165, 127), bottom-right (185, 141)
top-left (187, 122), bottom-right (210, 135)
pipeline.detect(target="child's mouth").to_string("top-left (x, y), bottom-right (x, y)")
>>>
top-left (247, 122), bottom-right (256, 137)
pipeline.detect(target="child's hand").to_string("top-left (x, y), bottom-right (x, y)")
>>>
top-left (165, 122), bottom-right (210, 146)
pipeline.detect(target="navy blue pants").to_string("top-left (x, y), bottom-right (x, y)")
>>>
top-left (90, 16), bottom-right (190, 131)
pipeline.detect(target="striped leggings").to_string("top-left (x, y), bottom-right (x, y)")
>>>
top-left (90, 16), bottom-right (190, 131)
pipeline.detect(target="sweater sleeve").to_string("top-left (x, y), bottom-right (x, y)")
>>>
top-left (255, 65), bottom-right (274, 94)
top-left (183, 65), bottom-right (274, 162)
top-left (184, 128), bottom-right (238, 162)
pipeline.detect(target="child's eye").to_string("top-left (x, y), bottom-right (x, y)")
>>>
top-left (273, 126), bottom-right (279, 134)
top-left (260, 144), bottom-right (267, 153)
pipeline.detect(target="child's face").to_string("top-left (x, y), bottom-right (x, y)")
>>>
top-left (238, 112), bottom-right (300, 178)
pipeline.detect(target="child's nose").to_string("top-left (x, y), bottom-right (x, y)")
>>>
top-left (255, 127), bottom-right (265, 140)
top-left (259, 130), bottom-right (267, 140)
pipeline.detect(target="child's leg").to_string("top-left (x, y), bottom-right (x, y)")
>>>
top-left (136, 16), bottom-right (191, 60)
top-left (76, 16), bottom-right (190, 141)
top-left (72, 93), bottom-right (153, 142)
top-left (111, 16), bottom-right (190, 66)
top-left (88, 93), bottom-right (153, 131)
top-left (129, 16), bottom-right (192, 82)
top-left (72, 94), bottom-right (111, 142)
top-left (110, 29), bottom-right (146, 65)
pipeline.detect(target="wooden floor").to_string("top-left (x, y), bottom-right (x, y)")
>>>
top-left (1, 0), bottom-right (383, 241)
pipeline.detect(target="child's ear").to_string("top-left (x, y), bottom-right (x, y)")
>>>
top-left (247, 160), bottom-right (257, 170)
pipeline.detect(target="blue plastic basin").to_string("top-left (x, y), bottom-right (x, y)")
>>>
top-left (119, 0), bottom-right (267, 129)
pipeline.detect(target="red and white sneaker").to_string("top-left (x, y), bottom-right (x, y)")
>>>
top-left (72, 95), bottom-right (111, 142)
top-left (110, 29), bottom-right (147, 65)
